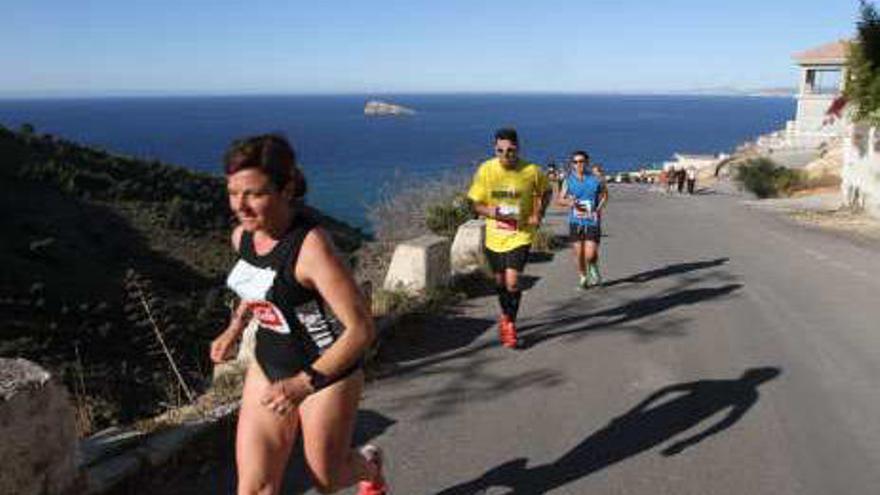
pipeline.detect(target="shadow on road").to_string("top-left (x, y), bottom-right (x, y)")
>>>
top-left (376, 313), bottom-right (495, 365)
top-left (520, 283), bottom-right (742, 348)
top-left (126, 408), bottom-right (397, 495)
top-left (528, 251), bottom-right (555, 263)
top-left (453, 274), bottom-right (541, 298)
top-left (602, 257), bottom-right (729, 288)
top-left (436, 367), bottom-right (782, 495)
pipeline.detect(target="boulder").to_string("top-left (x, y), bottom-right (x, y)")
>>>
top-left (383, 235), bottom-right (450, 294)
top-left (0, 358), bottom-right (79, 495)
top-left (450, 219), bottom-right (486, 274)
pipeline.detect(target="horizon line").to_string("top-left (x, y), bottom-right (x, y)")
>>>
top-left (0, 88), bottom-right (797, 101)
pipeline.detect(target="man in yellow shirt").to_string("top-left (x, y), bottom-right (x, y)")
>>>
top-left (468, 128), bottom-right (547, 348)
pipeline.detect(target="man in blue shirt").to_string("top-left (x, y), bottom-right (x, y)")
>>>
top-left (557, 150), bottom-right (608, 288)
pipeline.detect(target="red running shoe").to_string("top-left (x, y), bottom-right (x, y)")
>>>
top-left (498, 315), bottom-right (512, 346)
top-left (358, 444), bottom-right (387, 495)
top-left (499, 316), bottom-right (520, 349)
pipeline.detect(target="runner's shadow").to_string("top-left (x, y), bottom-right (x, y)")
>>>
top-left (601, 258), bottom-right (729, 288)
top-left (375, 314), bottom-right (496, 365)
top-left (453, 274), bottom-right (541, 298)
top-left (436, 367), bottom-right (781, 495)
top-left (528, 252), bottom-right (554, 263)
top-left (519, 284), bottom-right (741, 348)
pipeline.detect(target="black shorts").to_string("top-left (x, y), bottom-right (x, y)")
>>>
top-left (569, 223), bottom-right (601, 243)
top-left (485, 244), bottom-right (531, 273)
top-left (255, 327), bottom-right (362, 385)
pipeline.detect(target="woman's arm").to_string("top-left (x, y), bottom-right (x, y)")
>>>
top-left (295, 228), bottom-right (375, 381)
top-left (597, 185), bottom-right (609, 212)
top-left (210, 225), bottom-right (250, 363)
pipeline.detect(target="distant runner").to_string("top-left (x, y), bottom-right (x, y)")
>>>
top-left (558, 151), bottom-right (607, 289)
top-left (468, 128), bottom-right (547, 348)
top-left (687, 166), bottom-right (697, 194)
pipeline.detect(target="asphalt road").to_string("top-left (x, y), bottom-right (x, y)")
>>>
top-left (146, 184), bottom-right (880, 494)
top-left (357, 184), bottom-right (880, 494)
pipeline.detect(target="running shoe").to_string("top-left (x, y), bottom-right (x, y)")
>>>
top-left (498, 315), bottom-right (513, 345)
top-left (498, 315), bottom-right (517, 348)
top-left (358, 444), bottom-right (387, 495)
top-left (588, 264), bottom-right (602, 286)
top-left (578, 274), bottom-right (589, 290)
top-left (501, 319), bottom-right (522, 349)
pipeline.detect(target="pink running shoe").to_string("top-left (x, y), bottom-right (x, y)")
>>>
top-left (357, 444), bottom-right (387, 495)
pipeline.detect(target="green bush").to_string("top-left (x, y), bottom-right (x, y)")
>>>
top-left (425, 193), bottom-right (472, 237)
top-left (846, 1), bottom-right (880, 125)
top-left (735, 158), bottom-right (805, 198)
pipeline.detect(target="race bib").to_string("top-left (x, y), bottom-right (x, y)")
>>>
top-left (250, 301), bottom-right (292, 334)
top-left (496, 205), bottom-right (520, 232)
top-left (574, 199), bottom-right (594, 220)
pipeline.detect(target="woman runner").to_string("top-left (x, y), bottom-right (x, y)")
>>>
top-left (210, 134), bottom-right (387, 495)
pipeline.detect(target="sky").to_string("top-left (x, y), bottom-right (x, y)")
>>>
top-left (0, 0), bottom-right (860, 97)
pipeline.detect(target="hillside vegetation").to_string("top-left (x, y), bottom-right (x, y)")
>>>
top-left (0, 124), bottom-right (363, 433)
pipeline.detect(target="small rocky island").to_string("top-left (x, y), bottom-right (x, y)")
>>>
top-left (364, 99), bottom-right (416, 116)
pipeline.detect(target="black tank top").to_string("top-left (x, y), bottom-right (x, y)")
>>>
top-left (226, 214), bottom-right (343, 382)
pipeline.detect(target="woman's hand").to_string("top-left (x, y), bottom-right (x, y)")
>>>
top-left (210, 328), bottom-right (239, 363)
top-left (260, 374), bottom-right (313, 416)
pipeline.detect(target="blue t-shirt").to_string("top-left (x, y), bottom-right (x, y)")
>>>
top-left (566, 174), bottom-right (603, 227)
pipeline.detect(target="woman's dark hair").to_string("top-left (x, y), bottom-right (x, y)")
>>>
top-left (223, 134), bottom-right (307, 198)
top-left (494, 127), bottom-right (519, 145)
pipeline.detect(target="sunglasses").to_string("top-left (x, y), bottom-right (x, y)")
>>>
top-left (572, 159), bottom-right (587, 164)
top-left (495, 147), bottom-right (518, 155)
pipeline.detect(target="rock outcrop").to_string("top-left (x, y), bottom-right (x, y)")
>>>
top-left (364, 100), bottom-right (416, 116)
top-left (0, 358), bottom-right (79, 495)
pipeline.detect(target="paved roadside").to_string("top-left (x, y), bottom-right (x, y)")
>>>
top-left (138, 183), bottom-right (880, 494)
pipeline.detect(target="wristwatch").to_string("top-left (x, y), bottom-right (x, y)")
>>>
top-left (303, 365), bottom-right (329, 391)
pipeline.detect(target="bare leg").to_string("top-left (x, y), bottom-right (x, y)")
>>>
top-left (584, 240), bottom-right (598, 265)
top-left (236, 365), bottom-right (300, 495)
top-left (572, 241), bottom-right (586, 276)
top-left (300, 370), bottom-right (379, 494)
top-left (503, 268), bottom-right (520, 292)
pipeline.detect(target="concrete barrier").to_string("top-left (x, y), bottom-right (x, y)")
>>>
top-left (450, 219), bottom-right (486, 275)
top-left (0, 358), bottom-right (79, 495)
top-left (383, 234), bottom-right (450, 294)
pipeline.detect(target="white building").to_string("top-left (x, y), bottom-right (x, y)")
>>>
top-left (842, 123), bottom-right (880, 218)
top-left (663, 153), bottom-right (729, 176)
top-left (753, 40), bottom-right (849, 166)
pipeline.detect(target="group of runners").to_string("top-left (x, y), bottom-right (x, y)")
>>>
top-left (662, 164), bottom-right (698, 194)
top-left (469, 128), bottom-right (608, 348)
top-left (209, 128), bottom-right (608, 494)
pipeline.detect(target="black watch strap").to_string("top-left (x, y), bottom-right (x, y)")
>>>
top-left (303, 365), bottom-right (329, 391)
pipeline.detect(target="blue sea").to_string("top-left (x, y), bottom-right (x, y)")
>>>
top-left (0, 94), bottom-right (793, 228)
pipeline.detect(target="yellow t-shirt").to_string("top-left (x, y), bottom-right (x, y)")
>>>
top-left (467, 158), bottom-right (547, 253)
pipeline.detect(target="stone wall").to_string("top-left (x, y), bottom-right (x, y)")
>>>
top-left (796, 94), bottom-right (845, 134)
top-left (0, 358), bottom-right (79, 495)
top-left (842, 122), bottom-right (880, 218)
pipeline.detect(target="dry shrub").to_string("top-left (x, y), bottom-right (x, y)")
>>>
top-left (356, 170), bottom-right (473, 292)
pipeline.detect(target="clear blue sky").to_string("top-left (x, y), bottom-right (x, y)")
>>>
top-left (0, 0), bottom-right (859, 97)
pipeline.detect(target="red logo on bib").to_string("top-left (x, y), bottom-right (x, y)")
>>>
top-left (251, 301), bottom-right (283, 329)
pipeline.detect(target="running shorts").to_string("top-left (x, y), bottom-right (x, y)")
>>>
top-left (569, 223), bottom-right (601, 243)
top-left (485, 244), bottom-right (531, 273)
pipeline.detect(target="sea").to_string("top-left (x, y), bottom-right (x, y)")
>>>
top-left (0, 94), bottom-right (794, 229)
